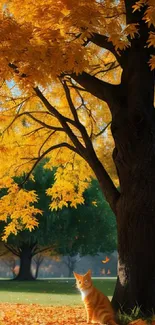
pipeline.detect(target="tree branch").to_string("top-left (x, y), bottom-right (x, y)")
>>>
top-left (4, 111), bottom-right (64, 133)
top-left (59, 86), bottom-right (119, 214)
top-left (33, 253), bottom-right (44, 265)
top-left (94, 121), bottom-right (111, 138)
top-left (32, 245), bottom-right (54, 256)
top-left (59, 80), bottom-right (120, 214)
top-left (61, 79), bottom-right (79, 123)
top-left (8, 64), bottom-right (120, 214)
top-left (70, 72), bottom-right (120, 110)
top-left (20, 142), bottom-right (81, 186)
top-left (64, 77), bottom-right (96, 129)
top-left (23, 126), bottom-right (45, 137)
top-left (92, 62), bottom-right (120, 77)
top-left (34, 87), bottom-right (87, 157)
top-left (60, 79), bottom-right (97, 148)
top-left (4, 244), bottom-right (20, 257)
top-left (38, 131), bottom-right (56, 157)
top-left (87, 152), bottom-right (120, 215)
top-left (26, 113), bottom-right (63, 131)
top-left (29, 241), bottom-right (37, 251)
top-left (90, 33), bottom-right (121, 65)
top-left (34, 87), bottom-right (78, 127)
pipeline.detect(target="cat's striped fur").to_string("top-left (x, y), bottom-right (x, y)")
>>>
top-left (73, 269), bottom-right (118, 325)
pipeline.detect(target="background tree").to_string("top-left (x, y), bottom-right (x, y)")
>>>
top-left (55, 179), bottom-right (117, 256)
top-left (2, 256), bottom-right (19, 279)
top-left (52, 178), bottom-right (117, 276)
top-left (33, 254), bottom-right (45, 279)
top-left (0, 0), bottom-right (154, 314)
top-left (63, 255), bottom-right (81, 277)
top-left (1, 165), bottom-right (116, 280)
top-left (0, 163), bottom-right (56, 280)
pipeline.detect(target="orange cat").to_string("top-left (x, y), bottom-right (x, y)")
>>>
top-left (73, 269), bottom-right (118, 325)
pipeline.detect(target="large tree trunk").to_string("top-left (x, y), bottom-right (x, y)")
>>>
top-left (14, 246), bottom-right (35, 281)
top-left (111, 32), bottom-right (155, 313)
top-left (74, 43), bottom-right (155, 313)
top-left (76, 11), bottom-right (155, 314)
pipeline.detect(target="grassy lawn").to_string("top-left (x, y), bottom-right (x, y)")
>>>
top-left (0, 278), bottom-right (116, 305)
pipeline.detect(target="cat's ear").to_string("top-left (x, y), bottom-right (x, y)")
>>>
top-left (73, 271), bottom-right (78, 279)
top-left (87, 269), bottom-right (92, 276)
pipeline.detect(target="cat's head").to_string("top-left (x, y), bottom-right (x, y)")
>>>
top-left (73, 269), bottom-right (92, 290)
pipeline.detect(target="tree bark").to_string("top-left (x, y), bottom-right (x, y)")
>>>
top-left (70, 6), bottom-right (155, 314)
top-left (110, 34), bottom-right (155, 313)
top-left (14, 246), bottom-right (35, 281)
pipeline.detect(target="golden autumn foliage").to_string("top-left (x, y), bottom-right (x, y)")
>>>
top-left (0, 182), bottom-right (41, 241)
top-left (0, 0), bottom-right (154, 238)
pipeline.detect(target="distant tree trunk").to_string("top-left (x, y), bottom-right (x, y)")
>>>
top-left (35, 264), bottom-right (39, 279)
top-left (64, 255), bottom-right (80, 277)
top-left (68, 266), bottom-right (74, 277)
top-left (14, 246), bottom-right (35, 281)
top-left (33, 254), bottom-right (44, 279)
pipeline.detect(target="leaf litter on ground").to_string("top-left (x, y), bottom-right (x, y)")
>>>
top-left (0, 303), bottom-right (87, 325)
top-left (0, 303), bottom-right (154, 325)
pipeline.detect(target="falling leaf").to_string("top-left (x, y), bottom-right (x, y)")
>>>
top-left (92, 200), bottom-right (97, 207)
top-left (102, 256), bottom-right (110, 264)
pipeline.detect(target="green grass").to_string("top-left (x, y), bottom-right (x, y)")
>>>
top-left (117, 307), bottom-right (154, 325)
top-left (0, 278), bottom-right (116, 305)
